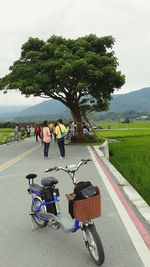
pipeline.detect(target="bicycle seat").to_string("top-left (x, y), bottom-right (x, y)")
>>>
top-left (28, 184), bottom-right (43, 194)
top-left (41, 177), bottom-right (58, 187)
top-left (26, 173), bottom-right (37, 179)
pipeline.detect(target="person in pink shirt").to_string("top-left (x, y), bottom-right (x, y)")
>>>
top-left (42, 120), bottom-right (51, 159)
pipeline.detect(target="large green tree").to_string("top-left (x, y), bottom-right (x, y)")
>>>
top-left (0, 34), bottom-right (125, 138)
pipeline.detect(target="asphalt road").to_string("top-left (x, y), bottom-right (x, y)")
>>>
top-left (0, 138), bottom-right (149, 267)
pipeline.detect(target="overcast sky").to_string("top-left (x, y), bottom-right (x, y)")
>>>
top-left (0, 0), bottom-right (150, 106)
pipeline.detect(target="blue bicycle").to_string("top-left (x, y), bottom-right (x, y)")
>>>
top-left (26, 159), bottom-right (105, 266)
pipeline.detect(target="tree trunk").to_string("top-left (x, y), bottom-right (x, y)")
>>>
top-left (80, 110), bottom-right (100, 141)
top-left (71, 107), bottom-right (84, 142)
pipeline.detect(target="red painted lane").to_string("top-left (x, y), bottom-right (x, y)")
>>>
top-left (92, 147), bottom-right (150, 249)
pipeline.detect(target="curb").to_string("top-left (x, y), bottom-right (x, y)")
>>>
top-left (94, 146), bottom-right (150, 225)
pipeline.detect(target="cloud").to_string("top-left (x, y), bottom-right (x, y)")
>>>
top-left (0, 90), bottom-right (46, 106)
top-left (0, 0), bottom-right (150, 105)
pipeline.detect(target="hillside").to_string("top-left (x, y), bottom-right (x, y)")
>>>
top-left (0, 87), bottom-right (149, 121)
top-left (0, 99), bottom-right (71, 121)
top-left (0, 105), bottom-right (29, 114)
top-left (18, 87), bottom-right (150, 116)
top-left (18, 99), bottom-right (69, 116)
top-left (110, 87), bottom-right (150, 112)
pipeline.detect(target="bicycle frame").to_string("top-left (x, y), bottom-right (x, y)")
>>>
top-left (26, 159), bottom-right (105, 266)
top-left (29, 189), bottom-right (80, 232)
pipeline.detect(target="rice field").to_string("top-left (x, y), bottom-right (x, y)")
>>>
top-left (95, 121), bottom-right (150, 205)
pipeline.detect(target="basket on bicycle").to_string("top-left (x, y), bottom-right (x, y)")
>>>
top-left (66, 186), bottom-right (101, 222)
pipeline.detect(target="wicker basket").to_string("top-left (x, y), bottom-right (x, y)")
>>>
top-left (66, 186), bottom-right (101, 222)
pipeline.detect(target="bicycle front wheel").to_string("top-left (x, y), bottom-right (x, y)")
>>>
top-left (83, 224), bottom-right (105, 266)
top-left (31, 197), bottom-right (48, 227)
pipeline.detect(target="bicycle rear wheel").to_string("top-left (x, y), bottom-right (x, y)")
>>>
top-left (83, 224), bottom-right (105, 266)
top-left (31, 197), bottom-right (48, 227)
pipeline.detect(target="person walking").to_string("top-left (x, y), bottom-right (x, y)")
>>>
top-left (20, 126), bottom-right (25, 140)
top-left (34, 125), bottom-right (41, 142)
top-left (55, 119), bottom-right (67, 159)
top-left (53, 122), bottom-right (57, 142)
top-left (14, 124), bottom-right (19, 142)
top-left (42, 120), bottom-right (51, 159)
top-left (26, 125), bottom-right (31, 138)
top-left (49, 122), bottom-right (54, 139)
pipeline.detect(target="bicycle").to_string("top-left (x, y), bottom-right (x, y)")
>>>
top-left (26, 159), bottom-right (105, 266)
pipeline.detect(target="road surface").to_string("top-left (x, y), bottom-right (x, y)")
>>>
top-left (0, 138), bottom-right (150, 267)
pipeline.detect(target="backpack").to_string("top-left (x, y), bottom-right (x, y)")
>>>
top-left (74, 181), bottom-right (96, 200)
top-left (69, 181), bottom-right (96, 218)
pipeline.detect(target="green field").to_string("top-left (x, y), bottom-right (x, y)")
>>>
top-left (97, 128), bottom-right (150, 139)
top-left (98, 121), bottom-right (150, 129)
top-left (0, 128), bottom-right (14, 144)
top-left (96, 122), bottom-right (150, 205)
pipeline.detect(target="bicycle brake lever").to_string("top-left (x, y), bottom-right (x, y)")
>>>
top-left (81, 158), bottom-right (92, 164)
top-left (45, 167), bottom-right (57, 173)
top-left (44, 168), bottom-right (50, 173)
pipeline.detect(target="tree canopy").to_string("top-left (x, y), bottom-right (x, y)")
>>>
top-left (0, 34), bottom-right (125, 138)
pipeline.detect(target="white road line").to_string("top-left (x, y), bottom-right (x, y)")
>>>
top-left (88, 146), bottom-right (150, 267)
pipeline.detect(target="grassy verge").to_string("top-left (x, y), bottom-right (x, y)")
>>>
top-left (95, 125), bottom-right (150, 205)
top-left (109, 136), bottom-right (150, 205)
top-left (0, 128), bottom-right (14, 144)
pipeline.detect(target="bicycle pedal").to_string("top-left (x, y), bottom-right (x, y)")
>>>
top-left (29, 212), bottom-right (35, 215)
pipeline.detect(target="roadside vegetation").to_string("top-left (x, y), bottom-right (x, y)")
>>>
top-left (0, 128), bottom-right (14, 145)
top-left (95, 121), bottom-right (150, 205)
top-left (97, 120), bottom-right (150, 130)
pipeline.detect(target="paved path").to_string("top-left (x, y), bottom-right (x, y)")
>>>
top-left (0, 138), bottom-right (150, 267)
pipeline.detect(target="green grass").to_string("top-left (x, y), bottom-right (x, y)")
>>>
top-left (96, 128), bottom-right (150, 139)
top-left (95, 124), bottom-right (150, 205)
top-left (0, 128), bottom-right (13, 133)
top-left (0, 128), bottom-right (14, 144)
top-left (88, 126), bottom-right (150, 205)
top-left (91, 121), bottom-right (150, 205)
top-left (109, 136), bottom-right (150, 205)
top-left (94, 123), bottom-right (150, 205)
top-left (98, 121), bottom-right (150, 129)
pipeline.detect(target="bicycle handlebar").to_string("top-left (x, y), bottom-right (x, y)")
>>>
top-left (44, 158), bottom-right (92, 173)
top-left (45, 167), bottom-right (57, 173)
top-left (80, 158), bottom-right (92, 164)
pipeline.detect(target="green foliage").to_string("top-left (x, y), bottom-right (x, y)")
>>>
top-left (0, 128), bottom-right (13, 132)
top-left (0, 34), bottom-right (125, 115)
top-left (0, 128), bottom-right (14, 144)
top-left (0, 122), bottom-right (14, 128)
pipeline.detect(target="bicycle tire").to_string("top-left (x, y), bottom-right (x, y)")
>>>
top-left (83, 224), bottom-right (105, 266)
top-left (31, 197), bottom-right (48, 227)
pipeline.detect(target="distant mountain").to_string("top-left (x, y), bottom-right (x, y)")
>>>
top-left (109, 87), bottom-right (150, 113)
top-left (0, 105), bottom-right (30, 114)
top-left (0, 87), bottom-right (149, 121)
top-left (13, 99), bottom-right (71, 122)
top-left (0, 100), bottom-right (71, 121)
top-left (18, 99), bottom-right (69, 116)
